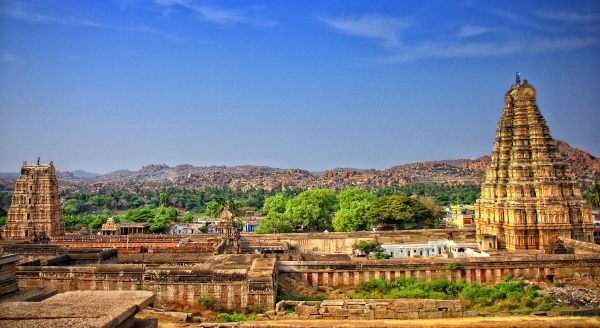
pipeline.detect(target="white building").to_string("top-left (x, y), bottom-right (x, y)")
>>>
top-left (380, 240), bottom-right (488, 259)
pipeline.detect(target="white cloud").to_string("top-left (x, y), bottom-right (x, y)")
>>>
top-left (318, 14), bottom-right (412, 49)
top-left (536, 10), bottom-right (600, 24)
top-left (384, 36), bottom-right (599, 62)
top-left (2, 4), bottom-right (104, 27)
top-left (457, 25), bottom-right (489, 38)
top-left (0, 53), bottom-right (17, 63)
top-left (1, 3), bottom-right (185, 42)
top-left (154, 0), bottom-right (275, 27)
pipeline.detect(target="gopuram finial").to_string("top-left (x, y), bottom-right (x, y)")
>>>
top-left (516, 72), bottom-right (521, 85)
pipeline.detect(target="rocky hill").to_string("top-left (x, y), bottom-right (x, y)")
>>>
top-left (0, 140), bottom-right (597, 193)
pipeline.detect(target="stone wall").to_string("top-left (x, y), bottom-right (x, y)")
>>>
top-left (16, 258), bottom-right (277, 310)
top-left (271, 299), bottom-right (462, 320)
top-left (279, 253), bottom-right (600, 287)
top-left (241, 228), bottom-right (476, 254)
top-left (50, 235), bottom-right (185, 251)
top-left (560, 237), bottom-right (600, 254)
top-left (0, 254), bottom-right (20, 296)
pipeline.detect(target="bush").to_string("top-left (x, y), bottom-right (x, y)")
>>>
top-left (373, 251), bottom-right (391, 259)
top-left (353, 240), bottom-right (382, 256)
top-left (216, 312), bottom-right (256, 322)
top-left (197, 296), bottom-right (216, 310)
top-left (352, 277), bottom-right (555, 313)
top-left (448, 262), bottom-right (463, 272)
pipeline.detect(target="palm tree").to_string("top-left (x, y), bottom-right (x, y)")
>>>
top-left (587, 183), bottom-right (600, 209)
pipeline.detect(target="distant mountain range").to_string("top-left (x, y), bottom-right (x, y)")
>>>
top-left (0, 140), bottom-right (598, 192)
top-left (0, 170), bottom-right (100, 179)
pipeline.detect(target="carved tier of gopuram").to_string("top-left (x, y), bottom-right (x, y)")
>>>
top-left (475, 76), bottom-right (594, 251)
top-left (3, 160), bottom-right (65, 240)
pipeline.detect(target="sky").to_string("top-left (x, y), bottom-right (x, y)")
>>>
top-left (0, 0), bottom-right (599, 174)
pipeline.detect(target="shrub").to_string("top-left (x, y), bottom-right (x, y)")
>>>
top-left (353, 277), bottom-right (555, 313)
top-left (373, 251), bottom-right (391, 259)
top-left (216, 312), bottom-right (256, 322)
top-left (197, 296), bottom-right (216, 310)
top-left (448, 262), bottom-right (463, 272)
top-left (353, 240), bottom-right (383, 256)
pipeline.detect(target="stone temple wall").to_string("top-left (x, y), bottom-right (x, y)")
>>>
top-left (272, 299), bottom-right (462, 320)
top-left (16, 257), bottom-right (277, 311)
top-left (241, 228), bottom-right (476, 255)
top-left (278, 253), bottom-right (600, 288)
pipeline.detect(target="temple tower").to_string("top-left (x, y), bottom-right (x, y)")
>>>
top-left (475, 77), bottom-right (593, 251)
top-left (216, 207), bottom-right (240, 254)
top-left (4, 161), bottom-right (65, 240)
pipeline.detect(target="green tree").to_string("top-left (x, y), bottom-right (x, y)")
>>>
top-left (150, 207), bottom-right (177, 232)
top-left (180, 213), bottom-right (195, 223)
top-left (375, 195), bottom-right (436, 229)
top-left (284, 189), bottom-right (337, 231)
top-left (352, 240), bottom-right (383, 256)
top-left (205, 200), bottom-right (223, 218)
top-left (262, 194), bottom-right (287, 214)
top-left (159, 192), bottom-right (168, 207)
top-left (256, 212), bottom-right (294, 234)
top-left (587, 183), bottom-right (600, 209)
top-left (332, 188), bottom-right (378, 232)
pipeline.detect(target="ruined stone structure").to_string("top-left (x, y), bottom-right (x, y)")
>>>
top-left (4, 161), bottom-right (65, 240)
top-left (273, 299), bottom-right (462, 320)
top-left (100, 217), bottom-right (119, 236)
top-left (475, 77), bottom-right (594, 251)
top-left (215, 208), bottom-right (240, 254)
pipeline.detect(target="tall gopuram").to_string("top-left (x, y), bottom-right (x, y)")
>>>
top-left (4, 160), bottom-right (65, 240)
top-left (475, 76), bottom-right (593, 251)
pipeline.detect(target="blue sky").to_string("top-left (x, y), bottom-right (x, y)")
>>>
top-left (1, 0), bottom-right (599, 173)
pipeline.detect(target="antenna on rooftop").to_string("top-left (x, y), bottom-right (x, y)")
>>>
top-left (37, 157), bottom-right (40, 165)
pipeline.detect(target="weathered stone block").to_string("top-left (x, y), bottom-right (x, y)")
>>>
top-left (328, 308), bottom-right (349, 316)
top-left (373, 309), bottom-right (392, 319)
top-left (321, 300), bottom-right (345, 306)
top-left (296, 304), bottom-right (319, 315)
top-left (348, 314), bottom-right (367, 320)
top-left (395, 312), bottom-right (419, 320)
top-left (419, 310), bottom-right (445, 319)
top-left (284, 313), bottom-right (299, 319)
top-left (348, 309), bottom-right (365, 314)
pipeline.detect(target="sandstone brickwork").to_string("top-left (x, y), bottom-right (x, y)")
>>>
top-left (272, 299), bottom-right (462, 320)
top-left (4, 161), bottom-right (65, 240)
top-left (475, 78), bottom-right (594, 251)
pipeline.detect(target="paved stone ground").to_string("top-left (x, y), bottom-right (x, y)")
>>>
top-left (138, 314), bottom-right (600, 328)
top-left (0, 290), bottom-right (155, 328)
top-left (241, 317), bottom-right (600, 327)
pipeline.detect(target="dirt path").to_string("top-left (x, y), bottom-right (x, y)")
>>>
top-left (241, 316), bottom-right (600, 327)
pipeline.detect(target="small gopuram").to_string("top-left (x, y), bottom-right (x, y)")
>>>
top-left (215, 207), bottom-right (240, 254)
top-left (475, 75), bottom-right (593, 251)
top-left (4, 160), bottom-right (65, 240)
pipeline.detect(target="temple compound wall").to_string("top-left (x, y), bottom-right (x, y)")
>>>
top-left (240, 228), bottom-right (476, 255)
top-left (475, 78), bottom-right (594, 251)
top-left (278, 253), bottom-right (600, 288)
top-left (273, 299), bottom-right (463, 320)
top-left (15, 256), bottom-right (277, 311)
top-left (4, 161), bottom-right (65, 240)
